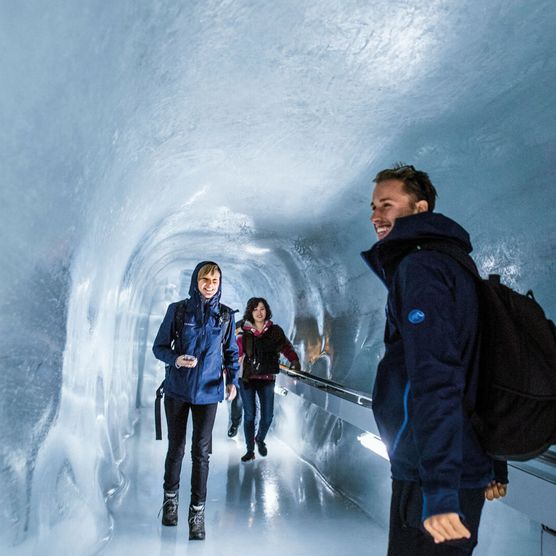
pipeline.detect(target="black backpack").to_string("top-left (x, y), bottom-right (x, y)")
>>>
top-left (154, 300), bottom-right (236, 439)
top-left (418, 241), bottom-right (556, 461)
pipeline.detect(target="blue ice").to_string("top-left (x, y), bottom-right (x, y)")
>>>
top-left (1, 1), bottom-right (555, 554)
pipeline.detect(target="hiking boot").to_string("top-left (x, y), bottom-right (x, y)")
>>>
top-left (227, 424), bottom-right (238, 438)
top-left (188, 504), bottom-right (206, 540)
top-left (160, 490), bottom-right (179, 526)
top-left (256, 439), bottom-right (268, 457)
top-left (241, 450), bottom-right (256, 462)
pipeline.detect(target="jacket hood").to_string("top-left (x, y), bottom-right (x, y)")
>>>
top-left (361, 212), bottom-right (473, 285)
top-left (188, 260), bottom-right (222, 312)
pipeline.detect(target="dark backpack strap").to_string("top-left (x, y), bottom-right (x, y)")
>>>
top-left (156, 300), bottom-right (186, 441)
top-left (155, 380), bottom-right (165, 440)
top-left (415, 240), bottom-right (480, 278)
top-left (172, 300), bottom-right (188, 353)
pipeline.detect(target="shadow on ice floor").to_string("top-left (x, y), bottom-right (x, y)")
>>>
top-left (100, 402), bottom-right (388, 556)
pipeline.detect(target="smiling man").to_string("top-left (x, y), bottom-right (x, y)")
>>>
top-left (361, 164), bottom-right (507, 555)
top-left (152, 261), bottom-right (239, 541)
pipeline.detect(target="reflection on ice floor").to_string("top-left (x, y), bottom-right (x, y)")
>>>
top-left (101, 403), bottom-right (388, 556)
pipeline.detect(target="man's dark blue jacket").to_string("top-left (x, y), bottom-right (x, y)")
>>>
top-left (152, 261), bottom-right (239, 404)
top-left (361, 212), bottom-right (493, 520)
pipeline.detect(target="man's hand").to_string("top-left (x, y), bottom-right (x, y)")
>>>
top-left (176, 355), bottom-right (197, 368)
top-left (290, 360), bottom-right (301, 371)
top-left (423, 513), bottom-right (471, 544)
top-left (485, 481), bottom-right (508, 500)
top-left (226, 384), bottom-right (237, 401)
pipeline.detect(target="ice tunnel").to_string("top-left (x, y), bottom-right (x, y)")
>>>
top-left (1, 1), bottom-right (556, 555)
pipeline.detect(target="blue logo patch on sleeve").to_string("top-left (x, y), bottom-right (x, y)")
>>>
top-left (408, 309), bottom-right (425, 324)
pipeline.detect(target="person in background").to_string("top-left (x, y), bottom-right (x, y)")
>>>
top-left (238, 297), bottom-right (301, 462)
top-left (227, 319), bottom-right (244, 438)
top-left (361, 164), bottom-right (507, 555)
top-left (152, 261), bottom-right (239, 541)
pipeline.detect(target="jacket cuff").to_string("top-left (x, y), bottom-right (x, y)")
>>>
top-left (422, 488), bottom-right (461, 521)
top-left (225, 370), bottom-right (239, 387)
top-left (493, 460), bottom-right (509, 484)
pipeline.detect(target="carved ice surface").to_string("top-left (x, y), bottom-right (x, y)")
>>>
top-left (1, 1), bottom-right (554, 554)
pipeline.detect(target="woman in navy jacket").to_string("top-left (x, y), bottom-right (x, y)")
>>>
top-left (152, 261), bottom-right (239, 540)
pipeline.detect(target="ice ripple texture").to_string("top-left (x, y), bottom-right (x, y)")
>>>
top-left (1, 1), bottom-right (555, 553)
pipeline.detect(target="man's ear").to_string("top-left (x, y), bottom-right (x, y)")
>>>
top-left (415, 200), bottom-right (429, 213)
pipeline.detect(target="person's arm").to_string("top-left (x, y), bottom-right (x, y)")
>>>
top-left (152, 303), bottom-right (181, 368)
top-left (394, 253), bottom-right (476, 536)
top-left (276, 326), bottom-right (301, 370)
top-left (223, 313), bottom-right (240, 388)
top-left (236, 332), bottom-right (244, 359)
top-left (485, 460), bottom-right (508, 500)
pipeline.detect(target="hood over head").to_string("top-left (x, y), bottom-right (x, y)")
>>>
top-left (189, 260), bottom-right (222, 311)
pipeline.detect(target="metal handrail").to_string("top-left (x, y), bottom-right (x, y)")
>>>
top-left (279, 364), bottom-right (373, 408)
top-left (279, 365), bottom-right (556, 467)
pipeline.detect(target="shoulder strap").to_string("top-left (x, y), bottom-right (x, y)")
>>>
top-left (172, 300), bottom-right (188, 352)
top-left (155, 380), bottom-right (165, 440)
top-left (416, 240), bottom-right (481, 278)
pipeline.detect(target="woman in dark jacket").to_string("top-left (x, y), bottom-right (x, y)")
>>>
top-left (238, 297), bottom-right (300, 462)
top-left (152, 261), bottom-right (239, 540)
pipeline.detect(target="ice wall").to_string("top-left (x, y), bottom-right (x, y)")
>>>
top-left (1, 1), bottom-right (555, 553)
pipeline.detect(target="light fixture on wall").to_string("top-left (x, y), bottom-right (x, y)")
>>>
top-left (274, 386), bottom-right (288, 397)
top-left (357, 432), bottom-right (389, 461)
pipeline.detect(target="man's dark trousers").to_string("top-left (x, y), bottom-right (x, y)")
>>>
top-left (163, 395), bottom-right (218, 505)
top-left (388, 480), bottom-right (485, 556)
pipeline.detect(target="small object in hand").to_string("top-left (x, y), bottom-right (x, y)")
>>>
top-left (183, 355), bottom-right (198, 367)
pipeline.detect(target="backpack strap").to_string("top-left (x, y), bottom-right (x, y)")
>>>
top-left (419, 242), bottom-right (510, 291)
top-left (415, 240), bottom-right (480, 277)
top-left (155, 380), bottom-right (165, 440)
top-left (155, 299), bottom-right (186, 441)
top-left (172, 300), bottom-right (188, 353)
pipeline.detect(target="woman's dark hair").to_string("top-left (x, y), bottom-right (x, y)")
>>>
top-left (243, 297), bottom-right (272, 323)
top-left (374, 163), bottom-right (438, 212)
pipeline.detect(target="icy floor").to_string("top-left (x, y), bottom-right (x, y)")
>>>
top-left (100, 403), bottom-right (388, 556)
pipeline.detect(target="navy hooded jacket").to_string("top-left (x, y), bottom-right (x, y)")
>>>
top-left (152, 261), bottom-right (239, 404)
top-left (361, 212), bottom-right (493, 520)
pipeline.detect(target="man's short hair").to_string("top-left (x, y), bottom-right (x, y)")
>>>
top-left (198, 263), bottom-right (220, 280)
top-left (374, 163), bottom-right (438, 212)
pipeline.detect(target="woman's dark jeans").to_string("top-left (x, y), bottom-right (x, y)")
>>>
top-left (163, 395), bottom-right (218, 505)
top-left (239, 379), bottom-right (275, 451)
